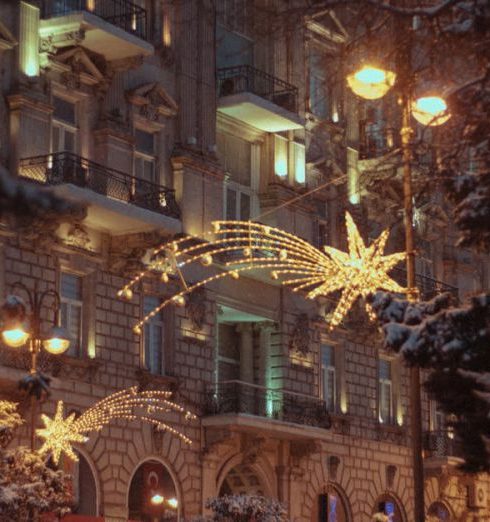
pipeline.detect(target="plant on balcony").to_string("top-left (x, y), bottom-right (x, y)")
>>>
top-left (206, 495), bottom-right (288, 522)
top-left (0, 401), bottom-right (72, 521)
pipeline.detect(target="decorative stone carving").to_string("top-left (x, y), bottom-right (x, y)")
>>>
top-left (289, 313), bottom-right (310, 355)
top-left (328, 455), bottom-right (341, 481)
top-left (290, 440), bottom-right (320, 466)
top-left (126, 82), bottom-right (178, 123)
top-left (186, 287), bottom-right (206, 330)
top-left (201, 427), bottom-right (234, 456)
top-left (386, 464), bottom-right (397, 489)
top-left (64, 223), bottom-right (92, 251)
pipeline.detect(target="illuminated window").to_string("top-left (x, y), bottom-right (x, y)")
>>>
top-left (274, 135), bottom-right (306, 185)
top-left (292, 142), bottom-right (306, 184)
top-left (318, 489), bottom-right (348, 522)
top-left (60, 272), bottom-right (83, 357)
top-left (321, 345), bottom-right (336, 412)
top-left (274, 135), bottom-right (288, 178)
top-left (375, 496), bottom-right (406, 522)
top-left (143, 296), bottom-right (164, 375)
top-left (378, 359), bottom-right (393, 424)
top-left (53, 96), bottom-right (77, 153)
top-left (427, 502), bottom-right (451, 521)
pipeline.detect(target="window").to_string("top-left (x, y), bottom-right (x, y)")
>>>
top-left (217, 130), bottom-right (257, 220)
top-left (60, 272), bottom-right (83, 357)
top-left (135, 129), bottom-right (156, 183)
top-left (321, 345), bottom-right (336, 411)
top-left (52, 96), bottom-right (77, 153)
top-left (274, 135), bottom-right (306, 185)
top-left (308, 47), bottom-right (340, 122)
top-left (318, 489), bottom-right (348, 522)
top-left (217, 323), bottom-right (240, 381)
top-left (143, 296), bottom-right (164, 375)
top-left (374, 496), bottom-right (406, 522)
top-left (378, 358), bottom-right (393, 424)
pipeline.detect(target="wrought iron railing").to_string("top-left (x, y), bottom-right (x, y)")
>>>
top-left (359, 125), bottom-right (399, 159)
top-left (204, 380), bottom-right (331, 429)
top-left (391, 267), bottom-right (459, 301)
top-left (41, 0), bottom-right (147, 40)
top-left (217, 65), bottom-right (298, 113)
top-left (424, 430), bottom-right (463, 459)
top-left (19, 152), bottom-right (180, 219)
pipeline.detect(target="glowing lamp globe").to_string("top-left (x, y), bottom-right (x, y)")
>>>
top-left (2, 327), bottom-right (29, 348)
top-left (43, 326), bottom-right (70, 355)
top-left (168, 498), bottom-right (178, 509)
top-left (151, 493), bottom-right (165, 506)
top-left (412, 96), bottom-right (450, 126)
top-left (347, 66), bottom-right (396, 100)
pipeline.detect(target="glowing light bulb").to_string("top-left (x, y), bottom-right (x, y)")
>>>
top-left (133, 325), bottom-right (142, 335)
top-left (168, 498), bottom-right (178, 509)
top-left (151, 493), bottom-right (165, 505)
top-left (412, 96), bottom-right (450, 126)
top-left (2, 328), bottom-right (29, 348)
top-left (279, 249), bottom-right (288, 260)
top-left (271, 271), bottom-right (279, 280)
top-left (347, 66), bottom-right (396, 100)
top-left (200, 254), bottom-right (213, 266)
top-left (161, 272), bottom-right (169, 283)
top-left (172, 295), bottom-right (185, 307)
top-left (118, 288), bottom-right (133, 301)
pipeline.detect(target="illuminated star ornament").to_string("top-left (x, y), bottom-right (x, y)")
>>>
top-left (36, 387), bottom-right (196, 464)
top-left (118, 212), bottom-right (406, 331)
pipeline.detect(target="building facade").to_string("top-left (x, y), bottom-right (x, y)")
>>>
top-left (0, 1), bottom-right (488, 521)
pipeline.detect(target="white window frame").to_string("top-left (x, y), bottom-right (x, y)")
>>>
top-left (378, 358), bottom-right (393, 424)
top-left (134, 129), bottom-right (157, 184)
top-left (60, 272), bottom-right (83, 358)
top-left (274, 134), bottom-right (306, 186)
top-left (143, 295), bottom-right (165, 375)
top-left (321, 344), bottom-right (336, 412)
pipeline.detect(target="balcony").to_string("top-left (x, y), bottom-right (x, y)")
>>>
top-left (391, 268), bottom-right (458, 302)
top-left (424, 430), bottom-right (463, 460)
top-left (19, 152), bottom-right (181, 234)
top-left (217, 65), bottom-right (304, 132)
top-left (203, 380), bottom-right (331, 440)
top-left (40, 0), bottom-right (153, 60)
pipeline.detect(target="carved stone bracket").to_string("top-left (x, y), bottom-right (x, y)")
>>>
top-left (201, 427), bottom-right (234, 457)
top-left (328, 455), bottom-right (341, 482)
top-left (386, 464), bottom-right (397, 489)
top-left (290, 440), bottom-right (320, 467)
top-left (289, 313), bottom-right (311, 355)
top-left (186, 287), bottom-right (206, 330)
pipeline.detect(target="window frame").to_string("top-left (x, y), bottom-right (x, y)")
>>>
top-left (142, 295), bottom-right (165, 376)
top-left (52, 95), bottom-right (78, 154)
top-left (134, 128), bottom-right (157, 184)
top-left (59, 271), bottom-right (84, 358)
top-left (378, 357), bottom-right (393, 424)
top-left (321, 344), bottom-right (337, 412)
top-left (274, 134), bottom-right (306, 186)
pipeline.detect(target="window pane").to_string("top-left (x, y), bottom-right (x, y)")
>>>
top-left (143, 159), bottom-right (155, 183)
top-left (135, 129), bottom-right (155, 155)
top-left (226, 188), bottom-right (237, 220)
top-left (240, 192), bottom-right (250, 220)
top-left (64, 130), bottom-right (75, 153)
top-left (144, 296), bottom-right (160, 315)
top-left (321, 345), bottom-right (334, 366)
top-left (274, 135), bottom-right (288, 177)
top-left (61, 273), bottom-right (82, 300)
top-left (379, 359), bottom-right (391, 380)
top-left (293, 142), bottom-right (306, 184)
top-left (53, 96), bottom-right (76, 124)
top-left (144, 297), bottom-right (163, 375)
top-left (53, 126), bottom-right (61, 152)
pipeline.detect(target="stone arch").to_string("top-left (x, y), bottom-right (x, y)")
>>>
top-left (427, 500), bottom-right (455, 521)
top-left (215, 452), bottom-right (275, 498)
top-left (127, 456), bottom-right (183, 521)
top-left (311, 483), bottom-right (353, 522)
top-left (373, 492), bottom-right (408, 522)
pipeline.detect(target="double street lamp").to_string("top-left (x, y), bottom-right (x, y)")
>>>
top-left (0, 282), bottom-right (71, 448)
top-left (347, 64), bottom-right (450, 522)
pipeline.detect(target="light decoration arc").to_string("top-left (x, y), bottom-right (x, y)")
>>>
top-left (36, 387), bottom-right (196, 464)
top-left (119, 212), bottom-right (406, 331)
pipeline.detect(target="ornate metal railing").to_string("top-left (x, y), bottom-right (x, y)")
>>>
top-left (217, 65), bottom-right (298, 113)
top-left (391, 267), bottom-right (459, 301)
top-left (41, 0), bottom-right (147, 40)
top-left (424, 430), bottom-right (463, 459)
top-left (204, 380), bottom-right (331, 429)
top-left (359, 125), bottom-right (399, 159)
top-left (19, 152), bottom-right (180, 219)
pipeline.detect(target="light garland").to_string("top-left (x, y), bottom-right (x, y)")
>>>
top-left (119, 212), bottom-right (406, 331)
top-left (36, 387), bottom-right (196, 463)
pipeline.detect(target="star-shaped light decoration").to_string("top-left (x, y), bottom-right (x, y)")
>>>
top-left (37, 401), bottom-right (87, 464)
top-left (313, 212), bottom-right (406, 328)
top-left (36, 387), bottom-right (196, 464)
top-left (118, 212), bottom-right (406, 331)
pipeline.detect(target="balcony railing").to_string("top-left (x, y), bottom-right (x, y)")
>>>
top-left (217, 65), bottom-right (298, 113)
top-left (359, 125), bottom-right (399, 160)
top-left (204, 380), bottom-right (331, 429)
top-left (391, 267), bottom-right (458, 301)
top-left (424, 430), bottom-right (463, 459)
top-left (19, 152), bottom-right (180, 219)
top-left (41, 0), bottom-right (147, 40)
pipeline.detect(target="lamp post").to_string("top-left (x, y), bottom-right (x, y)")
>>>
top-left (0, 281), bottom-right (70, 449)
top-left (347, 64), bottom-right (450, 522)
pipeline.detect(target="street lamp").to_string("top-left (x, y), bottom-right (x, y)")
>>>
top-left (0, 282), bottom-right (70, 449)
top-left (347, 65), bottom-right (450, 522)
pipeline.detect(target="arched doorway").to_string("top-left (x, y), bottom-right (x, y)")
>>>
top-left (63, 450), bottom-right (99, 517)
top-left (128, 459), bottom-right (179, 522)
top-left (219, 463), bottom-right (266, 496)
top-left (373, 494), bottom-right (406, 522)
top-left (427, 501), bottom-right (452, 521)
top-left (312, 485), bottom-right (350, 522)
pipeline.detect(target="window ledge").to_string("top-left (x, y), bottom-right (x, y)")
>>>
top-left (376, 422), bottom-right (407, 444)
top-left (135, 368), bottom-right (179, 391)
top-left (46, 353), bottom-right (101, 381)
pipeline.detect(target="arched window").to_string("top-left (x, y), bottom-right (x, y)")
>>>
top-left (374, 495), bottom-right (406, 522)
top-left (61, 451), bottom-right (99, 516)
top-left (427, 502), bottom-right (451, 521)
top-left (313, 486), bottom-right (350, 522)
top-left (128, 460), bottom-right (179, 522)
